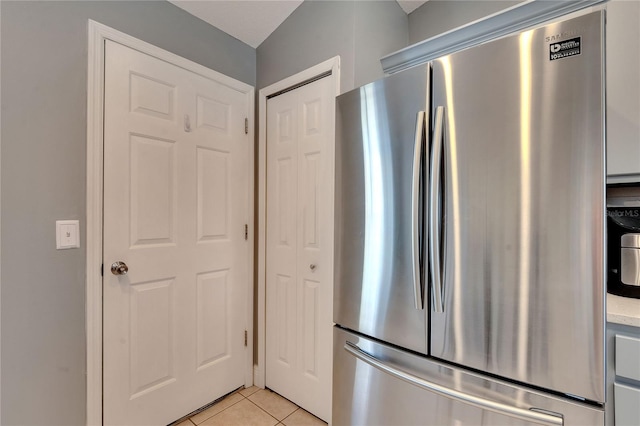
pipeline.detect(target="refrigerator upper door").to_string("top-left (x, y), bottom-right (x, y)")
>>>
top-left (430, 11), bottom-right (605, 402)
top-left (334, 66), bottom-right (428, 354)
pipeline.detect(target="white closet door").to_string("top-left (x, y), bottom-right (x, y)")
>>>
top-left (103, 40), bottom-right (250, 426)
top-left (265, 75), bottom-right (335, 422)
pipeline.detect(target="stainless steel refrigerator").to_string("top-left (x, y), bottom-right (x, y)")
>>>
top-left (333, 10), bottom-right (606, 425)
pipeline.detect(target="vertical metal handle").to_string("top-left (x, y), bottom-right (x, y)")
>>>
top-left (412, 111), bottom-right (426, 310)
top-left (429, 106), bottom-right (445, 313)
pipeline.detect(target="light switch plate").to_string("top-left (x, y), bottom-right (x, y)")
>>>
top-left (56, 220), bottom-right (80, 249)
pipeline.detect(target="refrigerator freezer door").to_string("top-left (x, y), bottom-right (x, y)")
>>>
top-left (430, 11), bottom-right (605, 402)
top-left (333, 327), bottom-right (604, 426)
top-left (334, 66), bottom-right (429, 353)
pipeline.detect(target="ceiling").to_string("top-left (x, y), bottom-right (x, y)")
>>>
top-left (169, 0), bottom-right (428, 48)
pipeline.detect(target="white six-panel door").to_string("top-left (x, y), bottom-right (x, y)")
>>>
top-left (265, 75), bottom-right (335, 422)
top-left (103, 40), bottom-right (250, 425)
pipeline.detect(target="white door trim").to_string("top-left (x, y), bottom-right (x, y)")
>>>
top-left (86, 20), bottom-right (255, 426)
top-left (256, 57), bottom-right (340, 388)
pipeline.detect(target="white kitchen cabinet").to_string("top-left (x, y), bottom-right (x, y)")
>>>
top-left (606, 0), bottom-right (640, 183)
top-left (607, 323), bottom-right (640, 425)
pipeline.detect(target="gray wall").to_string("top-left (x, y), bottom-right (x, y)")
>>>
top-left (257, 0), bottom-right (408, 93)
top-left (257, 0), bottom-right (529, 93)
top-left (0, 2), bottom-right (255, 425)
top-left (353, 1), bottom-right (409, 88)
top-left (408, 0), bottom-right (523, 44)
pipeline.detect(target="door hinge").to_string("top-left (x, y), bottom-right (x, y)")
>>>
top-left (244, 330), bottom-right (248, 347)
top-left (244, 118), bottom-right (248, 134)
top-left (101, 264), bottom-right (104, 276)
top-left (244, 224), bottom-right (248, 240)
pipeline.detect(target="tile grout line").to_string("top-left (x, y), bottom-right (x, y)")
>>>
top-left (245, 396), bottom-right (284, 423)
top-left (189, 391), bottom-right (246, 425)
top-left (280, 407), bottom-right (300, 423)
top-left (260, 388), bottom-right (302, 423)
top-left (246, 389), bottom-right (304, 425)
top-left (188, 387), bottom-right (309, 426)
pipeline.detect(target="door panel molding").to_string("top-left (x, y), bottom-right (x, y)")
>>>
top-left (256, 57), bottom-right (339, 393)
top-left (87, 20), bottom-right (254, 426)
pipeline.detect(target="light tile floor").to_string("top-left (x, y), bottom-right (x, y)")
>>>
top-left (174, 387), bottom-right (327, 426)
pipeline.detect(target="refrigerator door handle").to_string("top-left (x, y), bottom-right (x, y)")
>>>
top-left (411, 111), bottom-right (426, 310)
top-left (429, 106), bottom-right (445, 313)
top-left (344, 341), bottom-right (563, 426)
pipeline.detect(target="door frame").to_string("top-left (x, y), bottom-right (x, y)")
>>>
top-left (86, 20), bottom-right (255, 426)
top-left (255, 57), bottom-right (340, 388)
